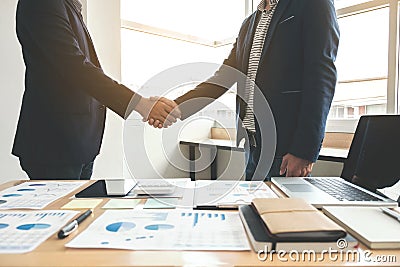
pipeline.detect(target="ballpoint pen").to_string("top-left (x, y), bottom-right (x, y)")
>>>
top-left (57, 209), bottom-right (92, 239)
top-left (381, 207), bottom-right (400, 222)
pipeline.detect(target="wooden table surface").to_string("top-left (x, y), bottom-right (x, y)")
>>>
top-left (0, 180), bottom-right (399, 267)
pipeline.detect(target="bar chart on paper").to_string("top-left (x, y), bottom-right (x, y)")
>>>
top-left (66, 210), bottom-right (250, 251)
top-left (173, 211), bottom-right (249, 250)
top-left (180, 211), bottom-right (226, 227)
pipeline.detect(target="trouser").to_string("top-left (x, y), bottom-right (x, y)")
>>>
top-left (244, 128), bottom-right (284, 181)
top-left (20, 160), bottom-right (94, 180)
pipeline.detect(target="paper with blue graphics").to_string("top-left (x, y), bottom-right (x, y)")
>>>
top-left (0, 210), bottom-right (78, 253)
top-left (66, 209), bottom-right (250, 251)
top-left (0, 181), bottom-right (87, 210)
top-left (194, 181), bottom-right (278, 207)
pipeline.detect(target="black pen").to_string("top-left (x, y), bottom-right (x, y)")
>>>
top-left (194, 205), bottom-right (238, 210)
top-left (57, 209), bottom-right (92, 239)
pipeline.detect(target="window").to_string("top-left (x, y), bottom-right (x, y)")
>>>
top-left (120, 0), bottom-right (247, 89)
top-left (121, 0), bottom-right (400, 133)
top-left (327, 0), bottom-right (399, 132)
top-left (335, 0), bottom-right (376, 9)
top-left (120, 0), bottom-right (249, 128)
top-left (331, 6), bottom-right (389, 120)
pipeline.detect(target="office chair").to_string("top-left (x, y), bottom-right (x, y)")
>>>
top-left (340, 115), bottom-right (400, 193)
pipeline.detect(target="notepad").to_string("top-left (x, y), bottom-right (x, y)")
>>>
top-left (323, 206), bottom-right (400, 249)
top-left (62, 199), bottom-right (103, 209)
top-left (102, 199), bottom-right (140, 209)
top-left (252, 198), bottom-right (346, 241)
top-left (143, 198), bottom-right (178, 209)
top-left (239, 205), bottom-right (358, 253)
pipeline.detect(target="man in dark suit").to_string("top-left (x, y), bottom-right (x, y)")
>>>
top-left (13, 0), bottom-right (180, 180)
top-left (152, 0), bottom-right (339, 180)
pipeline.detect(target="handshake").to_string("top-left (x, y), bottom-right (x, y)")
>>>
top-left (135, 96), bottom-right (181, 128)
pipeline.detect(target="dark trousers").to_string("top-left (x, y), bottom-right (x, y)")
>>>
top-left (245, 146), bottom-right (283, 181)
top-left (20, 160), bottom-right (94, 180)
top-left (245, 127), bottom-right (284, 181)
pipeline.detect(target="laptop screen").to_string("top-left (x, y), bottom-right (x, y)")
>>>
top-left (341, 115), bottom-right (400, 199)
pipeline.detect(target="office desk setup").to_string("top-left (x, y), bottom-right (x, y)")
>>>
top-left (180, 138), bottom-right (348, 180)
top-left (0, 180), bottom-right (399, 267)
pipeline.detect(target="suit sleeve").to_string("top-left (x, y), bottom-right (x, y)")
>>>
top-left (288, 0), bottom-right (340, 162)
top-left (17, 0), bottom-right (140, 119)
top-left (174, 40), bottom-right (239, 120)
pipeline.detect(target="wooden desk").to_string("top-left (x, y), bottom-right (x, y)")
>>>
top-left (180, 139), bottom-right (349, 180)
top-left (1, 180), bottom-right (399, 267)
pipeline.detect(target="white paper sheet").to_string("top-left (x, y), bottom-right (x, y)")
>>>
top-left (0, 181), bottom-right (87, 210)
top-left (66, 209), bottom-right (250, 251)
top-left (125, 178), bottom-right (190, 199)
top-left (194, 181), bottom-right (277, 207)
top-left (0, 210), bottom-right (78, 254)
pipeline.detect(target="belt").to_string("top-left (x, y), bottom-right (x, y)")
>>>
top-left (246, 129), bottom-right (257, 148)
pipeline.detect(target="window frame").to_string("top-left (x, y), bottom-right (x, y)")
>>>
top-left (120, 0), bottom-right (253, 48)
top-left (328, 0), bottom-right (399, 132)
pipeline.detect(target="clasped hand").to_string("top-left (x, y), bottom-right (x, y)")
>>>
top-left (136, 96), bottom-right (181, 128)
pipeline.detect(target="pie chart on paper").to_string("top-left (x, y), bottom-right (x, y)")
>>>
top-left (105, 222), bottom-right (136, 233)
top-left (144, 224), bottom-right (174, 231)
top-left (16, 223), bottom-right (51, 230)
top-left (239, 183), bottom-right (259, 188)
top-left (2, 194), bottom-right (22, 198)
top-left (17, 189), bottom-right (36, 192)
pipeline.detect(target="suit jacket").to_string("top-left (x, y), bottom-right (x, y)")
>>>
top-left (13, 0), bottom-right (137, 164)
top-left (175, 0), bottom-right (340, 162)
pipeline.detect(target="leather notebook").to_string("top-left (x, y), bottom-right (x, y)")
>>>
top-left (252, 198), bottom-right (346, 242)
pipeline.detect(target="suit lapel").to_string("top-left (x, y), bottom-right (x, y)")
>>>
top-left (260, 0), bottom-right (290, 59)
top-left (242, 12), bottom-right (258, 72)
top-left (64, 0), bottom-right (102, 68)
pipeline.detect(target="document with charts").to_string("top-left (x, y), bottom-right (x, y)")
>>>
top-left (0, 210), bottom-right (78, 254)
top-left (66, 209), bottom-right (250, 251)
top-left (194, 181), bottom-right (278, 208)
top-left (0, 181), bottom-right (87, 210)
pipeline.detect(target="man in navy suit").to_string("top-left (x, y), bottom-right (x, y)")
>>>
top-left (13, 0), bottom-right (180, 180)
top-left (152, 0), bottom-right (339, 180)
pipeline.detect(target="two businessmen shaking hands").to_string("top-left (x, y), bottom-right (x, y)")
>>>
top-left (13, 0), bottom-right (339, 181)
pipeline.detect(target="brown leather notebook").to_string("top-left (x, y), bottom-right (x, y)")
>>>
top-left (252, 198), bottom-right (346, 241)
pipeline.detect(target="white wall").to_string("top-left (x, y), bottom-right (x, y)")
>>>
top-left (85, 0), bottom-right (125, 179)
top-left (0, 0), bottom-right (28, 184)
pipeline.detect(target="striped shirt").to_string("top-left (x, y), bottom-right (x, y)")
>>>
top-left (243, 0), bottom-right (279, 133)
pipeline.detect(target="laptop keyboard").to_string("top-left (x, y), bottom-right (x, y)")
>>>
top-left (304, 178), bottom-right (382, 201)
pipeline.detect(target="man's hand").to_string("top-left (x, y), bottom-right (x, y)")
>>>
top-left (135, 97), bottom-right (181, 128)
top-left (279, 153), bottom-right (313, 177)
top-left (146, 97), bottom-right (181, 128)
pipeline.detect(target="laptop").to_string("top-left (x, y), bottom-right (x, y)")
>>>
top-left (272, 115), bottom-right (400, 209)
